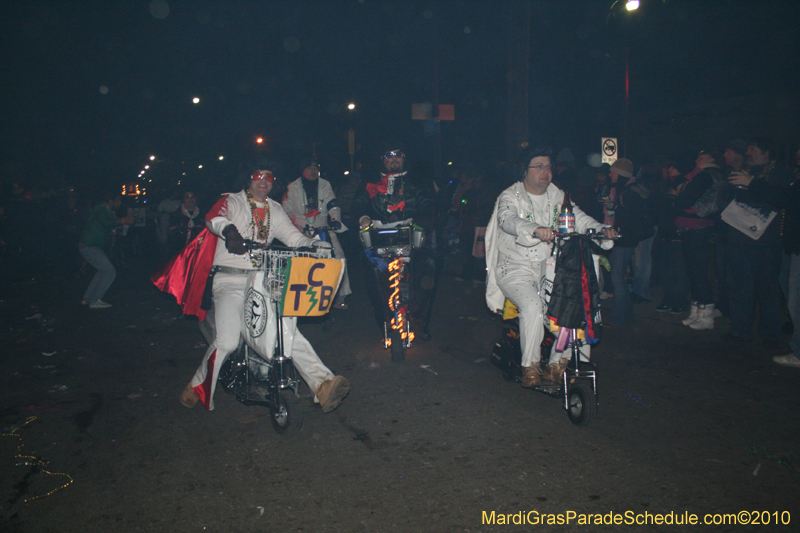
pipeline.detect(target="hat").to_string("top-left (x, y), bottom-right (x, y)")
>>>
top-left (300, 158), bottom-right (318, 174)
top-left (381, 140), bottom-right (406, 158)
top-left (698, 148), bottom-right (721, 162)
top-left (726, 138), bottom-right (747, 156)
top-left (609, 158), bottom-right (634, 178)
top-left (556, 147), bottom-right (574, 165)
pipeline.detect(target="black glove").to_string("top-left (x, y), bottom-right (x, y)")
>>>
top-left (329, 220), bottom-right (342, 231)
top-left (222, 224), bottom-right (247, 254)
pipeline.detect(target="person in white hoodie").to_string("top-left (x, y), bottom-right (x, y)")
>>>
top-left (485, 146), bottom-right (616, 387)
top-left (283, 159), bottom-right (351, 309)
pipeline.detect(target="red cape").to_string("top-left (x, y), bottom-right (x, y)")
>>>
top-left (150, 195), bottom-right (228, 320)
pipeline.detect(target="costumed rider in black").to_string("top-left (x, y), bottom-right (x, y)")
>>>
top-left (352, 142), bottom-right (437, 341)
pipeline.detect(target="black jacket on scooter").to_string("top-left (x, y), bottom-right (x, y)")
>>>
top-left (547, 236), bottom-right (603, 340)
top-left (352, 170), bottom-right (437, 334)
top-left (351, 171), bottom-right (435, 230)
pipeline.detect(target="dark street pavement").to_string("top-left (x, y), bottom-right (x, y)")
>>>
top-left (1, 254), bottom-right (799, 532)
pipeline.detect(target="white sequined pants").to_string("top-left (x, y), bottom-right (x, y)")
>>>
top-left (189, 272), bottom-right (334, 410)
top-left (496, 258), bottom-right (569, 368)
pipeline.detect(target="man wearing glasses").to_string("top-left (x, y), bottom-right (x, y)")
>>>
top-left (485, 146), bottom-right (617, 387)
top-left (352, 142), bottom-right (437, 341)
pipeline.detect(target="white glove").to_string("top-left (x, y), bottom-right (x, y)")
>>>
top-left (312, 240), bottom-right (332, 249)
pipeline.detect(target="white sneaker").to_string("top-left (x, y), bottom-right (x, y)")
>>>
top-left (599, 291), bottom-right (613, 300)
top-left (89, 300), bottom-right (112, 309)
top-left (80, 298), bottom-right (90, 305)
top-left (688, 304), bottom-right (714, 330)
top-left (772, 354), bottom-right (800, 367)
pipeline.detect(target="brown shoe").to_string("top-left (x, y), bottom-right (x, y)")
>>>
top-left (521, 366), bottom-right (542, 388)
top-left (179, 384), bottom-right (200, 409)
top-left (316, 376), bottom-right (350, 413)
top-left (542, 361), bottom-right (569, 382)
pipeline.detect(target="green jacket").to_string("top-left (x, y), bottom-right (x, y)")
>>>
top-left (80, 202), bottom-right (117, 247)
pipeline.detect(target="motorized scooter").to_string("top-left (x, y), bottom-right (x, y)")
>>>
top-left (218, 241), bottom-right (340, 434)
top-left (490, 229), bottom-right (614, 427)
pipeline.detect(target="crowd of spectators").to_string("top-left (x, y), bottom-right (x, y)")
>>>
top-left (543, 137), bottom-right (799, 368)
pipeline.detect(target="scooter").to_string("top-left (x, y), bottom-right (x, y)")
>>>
top-left (218, 241), bottom-right (336, 434)
top-left (490, 229), bottom-right (613, 427)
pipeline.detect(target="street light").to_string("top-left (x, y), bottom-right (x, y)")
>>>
top-left (625, 0), bottom-right (639, 11)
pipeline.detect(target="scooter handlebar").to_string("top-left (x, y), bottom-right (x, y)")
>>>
top-left (243, 239), bottom-right (318, 253)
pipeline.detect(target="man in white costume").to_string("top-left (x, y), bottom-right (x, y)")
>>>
top-left (283, 159), bottom-right (351, 309)
top-left (180, 167), bottom-right (350, 412)
top-left (485, 146), bottom-right (616, 387)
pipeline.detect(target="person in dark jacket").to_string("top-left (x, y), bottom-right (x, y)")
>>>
top-left (673, 150), bottom-right (725, 330)
top-left (456, 169), bottom-right (496, 283)
top-left (605, 158), bottom-right (652, 327)
top-left (352, 142), bottom-right (437, 340)
top-left (724, 137), bottom-right (794, 343)
top-left (653, 161), bottom-right (690, 313)
top-left (167, 191), bottom-right (204, 256)
top-left (729, 166), bottom-right (800, 366)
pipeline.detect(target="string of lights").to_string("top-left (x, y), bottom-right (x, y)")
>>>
top-left (2, 416), bottom-right (75, 503)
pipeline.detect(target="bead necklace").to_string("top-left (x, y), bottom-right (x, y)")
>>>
top-left (246, 190), bottom-right (270, 241)
top-left (246, 190), bottom-right (270, 268)
top-left (523, 190), bottom-right (558, 229)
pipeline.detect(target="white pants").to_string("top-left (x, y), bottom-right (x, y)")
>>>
top-left (329, 233), bottom-right (351, 299)
top-left (497, 258), bottom-right (591, 368)
top-left (189, 272), bottom-right (334, 410)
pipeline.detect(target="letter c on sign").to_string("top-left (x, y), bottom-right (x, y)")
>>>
top-left (308, 262), bottom-right (325, 287)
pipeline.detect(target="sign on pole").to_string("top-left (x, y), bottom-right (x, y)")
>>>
top-left (601, 137), bottom-right (618, 165)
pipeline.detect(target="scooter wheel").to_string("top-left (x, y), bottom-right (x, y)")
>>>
top-left (390, 329), bottom-right (404, 362)
top-left (270, 390), bottom-right (303, 435)
top-left (567, 382), bottom-right (597, 427)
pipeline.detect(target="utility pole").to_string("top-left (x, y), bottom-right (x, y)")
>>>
top-left (506, 0), bottom-right (531, 167)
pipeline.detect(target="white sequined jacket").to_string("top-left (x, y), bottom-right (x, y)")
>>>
top-left (485, 182), bottom-right (610, 313)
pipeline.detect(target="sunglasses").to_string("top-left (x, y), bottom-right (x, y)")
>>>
top-left (251, 170), bottom-right (275, 183)
top-left (383, 151), bottom-right (405, 159)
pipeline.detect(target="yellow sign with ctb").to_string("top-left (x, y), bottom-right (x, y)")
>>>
top-left (280, 257), bottom-right (344, 316)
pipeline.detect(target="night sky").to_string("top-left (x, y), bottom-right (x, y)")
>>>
top-left (2, 0), bottom-right (799, 193)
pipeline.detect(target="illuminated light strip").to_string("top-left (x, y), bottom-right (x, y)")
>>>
top-left (2, 415), bottom-right (74, 502)
top-left (386, 259), bottom-right (415, 344)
